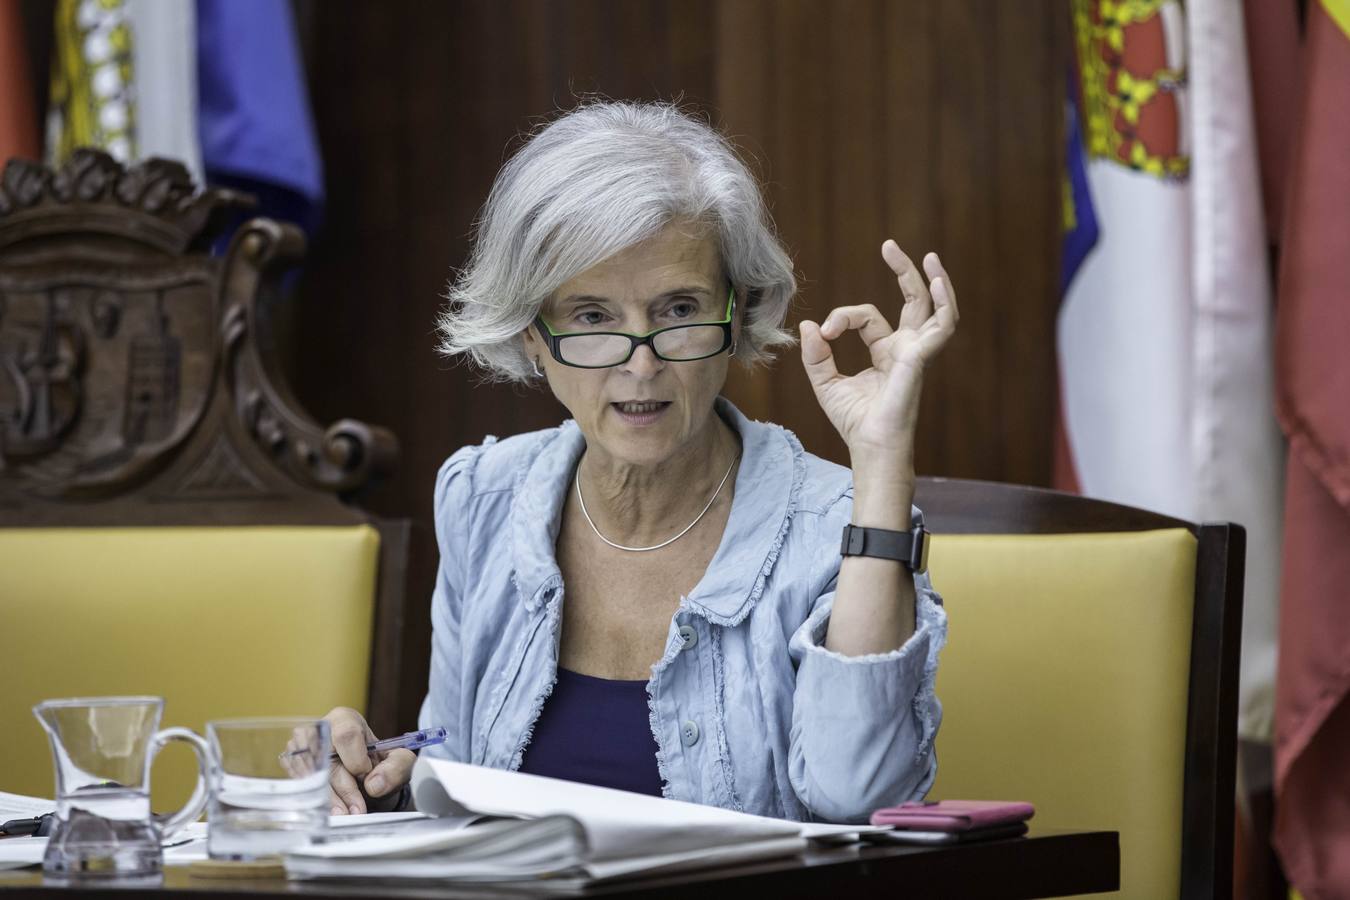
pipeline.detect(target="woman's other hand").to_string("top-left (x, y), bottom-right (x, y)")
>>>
top-left (323, 706), bottom-right (416, 815)
top-left (799, 242), bottom-right (959, 463)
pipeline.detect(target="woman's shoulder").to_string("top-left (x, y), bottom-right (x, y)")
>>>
top-left (433, 422), bottom-right (572, 505)
top-left (743, 414), bottom-right (852, 518)
top-left (793, 443), bottom-right (853, 518)
top-left (771, 422), bottom-right (926, 534)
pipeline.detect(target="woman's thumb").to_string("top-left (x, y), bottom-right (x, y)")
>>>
top-left (798, 320), bottom-right (838, 390)
top-left (364, 748), bottom-right (416, 797)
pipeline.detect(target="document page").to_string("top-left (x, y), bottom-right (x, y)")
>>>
top-left (285, 759), bottom-right (891, 886)
top-left (0, 791), bottom-right (53, 820)
top-left (0, 790), bottom-right (54, 868)
top-left (410, 757), bottom-right (889, 856)
top-left (0, 837), bottom-right (47, 871)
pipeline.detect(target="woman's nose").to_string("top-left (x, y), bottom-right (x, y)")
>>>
top-left (621, 343), bottom-right (665, 378)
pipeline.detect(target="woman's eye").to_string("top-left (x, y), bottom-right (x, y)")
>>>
top-left (575, 310), bottom-right (610, 327)
top-left (667, 301), bottom-right (698, 319)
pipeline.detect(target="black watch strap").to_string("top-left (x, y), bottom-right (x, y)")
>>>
top-left (840, 524), bottom-right (929, 573)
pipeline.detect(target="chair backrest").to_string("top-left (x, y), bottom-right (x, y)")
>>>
top-left (0, 151), bottom-right (410, 810)
top-left (915, 477), bottom-right (1243, 900)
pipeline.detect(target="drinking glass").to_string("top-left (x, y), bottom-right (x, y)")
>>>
top-left (206, 718), bottom-right (329, 860)
top-left (33, 696), bottom-right (209, 885)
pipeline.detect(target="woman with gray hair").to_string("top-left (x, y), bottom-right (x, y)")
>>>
top-left (324, 100), bottom-right (957, 824)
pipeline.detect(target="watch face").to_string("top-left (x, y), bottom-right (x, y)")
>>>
top-left (913, 528), bottom-right (930, 574)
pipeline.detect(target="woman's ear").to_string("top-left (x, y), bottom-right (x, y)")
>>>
top-left (732, 287), bottom-right (750, 354)
top-left (518, 326), bottom-right (545, 379)
top-left (521, 325), bottom-right (540, 353)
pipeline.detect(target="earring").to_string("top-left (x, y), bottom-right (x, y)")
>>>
top-left (531, 358), bottom-right (543, 378)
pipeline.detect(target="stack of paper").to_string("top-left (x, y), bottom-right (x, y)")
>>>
top-left (0, 791), bottom-right (53, 872)
top-left (0, 797), bottom-right (433, 869)
top-left (0, 790), bottom-right (52, 820)
top-left (283, 757), bottom-right (883, 888)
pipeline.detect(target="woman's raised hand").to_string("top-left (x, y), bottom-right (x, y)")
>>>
top-left (323, 706), bottom-right (416, 815)
top-left (799, 241), bottom-right (959, 462)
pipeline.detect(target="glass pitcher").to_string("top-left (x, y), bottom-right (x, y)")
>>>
top-left (33, 696), bottom-right (209, 884)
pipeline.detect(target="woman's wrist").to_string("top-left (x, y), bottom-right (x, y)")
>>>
top-left (848, 448), bottom-right (915, 530)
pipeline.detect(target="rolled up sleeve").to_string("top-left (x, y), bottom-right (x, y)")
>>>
top-left (786, 505), bottom-right (948, 823)
top-left (416, 445), bottom-right (480, 763)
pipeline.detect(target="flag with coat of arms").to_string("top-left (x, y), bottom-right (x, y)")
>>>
top-left (43, 0), bottom-right (323, 235)
top-left (1058, 0), bottom-right (1284, 748)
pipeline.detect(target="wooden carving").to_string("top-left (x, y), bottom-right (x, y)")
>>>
top-left (0, 150), bottom-right (397, 525)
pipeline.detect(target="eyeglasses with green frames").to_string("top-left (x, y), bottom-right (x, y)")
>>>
top-left (533, 288), bottom-right (736, 369)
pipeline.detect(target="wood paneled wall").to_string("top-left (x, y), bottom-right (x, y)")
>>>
top-left (291, 0), bottom-right (1066, 730)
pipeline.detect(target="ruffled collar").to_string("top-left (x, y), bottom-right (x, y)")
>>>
top-left (510, 396), bottom-right (801, 625)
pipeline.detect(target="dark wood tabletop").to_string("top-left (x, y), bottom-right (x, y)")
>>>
top-left (0, 828), bottom-right (1119, 899)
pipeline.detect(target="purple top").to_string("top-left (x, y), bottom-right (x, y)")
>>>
top-left (516, 667), bottom-right (664, 796)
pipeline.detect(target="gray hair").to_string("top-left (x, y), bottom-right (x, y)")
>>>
top-left (436, 101), bottom-right (798, 382)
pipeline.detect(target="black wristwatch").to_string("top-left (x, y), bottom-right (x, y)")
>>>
top-left (840, 523), bottom-right (929, 573)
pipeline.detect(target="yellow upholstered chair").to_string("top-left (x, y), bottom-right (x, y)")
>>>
top-left (0, 152), bottom-right (409, 811)
top-left (916, 476), bottom-right (1243, 900)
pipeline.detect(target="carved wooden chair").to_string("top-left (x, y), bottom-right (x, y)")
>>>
top-left (915, 477), bottom-right (1243, 899)
top-left (0, 151), bottom-right (408, 809)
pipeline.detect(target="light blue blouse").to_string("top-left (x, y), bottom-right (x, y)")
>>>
top-left (417, 396), bottom-right (947, 823)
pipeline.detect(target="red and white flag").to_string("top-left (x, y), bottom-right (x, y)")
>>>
top-left (1271, 1), bottom-right (1350, 895)
top-left (0, 0), bottom-right (38, 164)
top-left (1060, 0), bottom-right (1284, 743)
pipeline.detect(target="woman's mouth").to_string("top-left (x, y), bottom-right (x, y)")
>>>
top-left (611, 401), bottom-right (671, 426)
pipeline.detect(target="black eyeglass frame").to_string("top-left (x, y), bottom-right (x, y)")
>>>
top-left (532, 288), bottom-right (737, 369)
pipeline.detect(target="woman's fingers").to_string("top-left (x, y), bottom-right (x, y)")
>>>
top-left (330, 714), bottom-right (375, 778)
top-left (324, 706), bottom-right (377, 815)
top-left (281, 736), bottom-right (301, 779)
top-left (926, 278), bottom-right (958, 340)
top-left (799, 320), bottom-right (840, 394)
top-left (283, 725), bottom-right (324, 778)
top-left (912, 253), bottom-right (958, 359)
top-left (363, 749), bottom-right (417, 798)
top-left (923, 252), bottom-right (959, 323)
top-left (808, 244), bottom-right (957, 382)
top-left (881, 240), bottom-right (933, 330)
top-left (329, 763), bottom-right (366, 815)
top-left (819, 304), bottom-right (894, 347)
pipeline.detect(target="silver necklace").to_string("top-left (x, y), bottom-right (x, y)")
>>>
top-left (575, 452), bottom-right (740, 552)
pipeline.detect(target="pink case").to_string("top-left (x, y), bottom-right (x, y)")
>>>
top-left (869, 800), bottom-right (1036, 831)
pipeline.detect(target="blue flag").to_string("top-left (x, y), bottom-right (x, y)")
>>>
top-left (1061, 79), bottom-right (1098, 295)
top-left (196, 0), bottom-right (323, 236)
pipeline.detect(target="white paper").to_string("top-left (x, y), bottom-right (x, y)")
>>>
top-left (413, 757), bottom-right (801, 860)
top-left (288, 816), bottom-right (584, 875)
top-left (284, 759), bottom-right (892, 886)
top-left (0, 791), bottom-right (53, 820)
top-left (330, 811), bottom-right (429, 828)
top-left (163, 840), bottom-right (209, 864)
top-left (0, 790), bottom-right (55, 868)
top-left (285, 833), bottom-right (809, 887)
top-left (2, 811), bottom-right (429, 870)
top-left (160, 811), bottom-right (437, 865)
top-left (580, 835), bottom-right (809, 882)
top-left (0, 837), bottom-right (46, 870)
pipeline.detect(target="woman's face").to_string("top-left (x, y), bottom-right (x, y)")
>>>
top-left (522, 222), bottom-right (738, 469)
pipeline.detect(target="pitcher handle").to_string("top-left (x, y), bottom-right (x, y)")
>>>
top-left (149, 726), bottom-right (211, 840)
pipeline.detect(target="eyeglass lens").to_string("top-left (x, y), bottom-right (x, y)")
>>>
top-left (557, 324), bottom-right (726, 366)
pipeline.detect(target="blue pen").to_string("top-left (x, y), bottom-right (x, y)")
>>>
top-left (280, 726), bottom-right (449, 762)
top-left (328, 726), bottom-right (448, 763)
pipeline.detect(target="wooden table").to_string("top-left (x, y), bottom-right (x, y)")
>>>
top-left (0, 828), bottom-right (1119, 899)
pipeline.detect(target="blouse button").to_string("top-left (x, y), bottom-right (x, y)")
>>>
top-left (678, 625), bottom-right (698, 651)
top-left (680, 720), bottom-right (700, 746)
